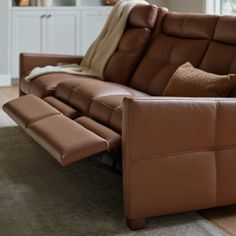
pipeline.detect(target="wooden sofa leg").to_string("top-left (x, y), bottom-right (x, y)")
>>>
top-left (127, 218), bottom-right (146, 230)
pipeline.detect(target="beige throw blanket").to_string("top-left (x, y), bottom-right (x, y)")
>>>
top-left (25, 0), bottom-right (148, 82)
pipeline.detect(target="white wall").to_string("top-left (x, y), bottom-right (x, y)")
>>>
top-left (148, 0), bottom-right (166, 7)
top-left (0, 0), bottom-right (10, 86)
top-left (148, 0), bottom-right (207, 13)
top-left (166, 0), bottom-right (205, 13)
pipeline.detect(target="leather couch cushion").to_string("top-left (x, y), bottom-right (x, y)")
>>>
top-left (90, 91), bottom-right (150, 132)
top-left (128, 4), bottom-right (157, 29)
top-left (214, 16), bottom-right (236, 45)
top-left (27, 73), bottom-right (82, 98)
top-left (104, 27), bottom-right (151, 85)
top-left (200, 42), bottom-right (236, 75)
top-left (104, 5), bottom-right (158, 85)
top-left (89, 95), bottom-right (125, 133)
top-left (162, 13), bottom-right (218, 39)
top-left (163, 62), bottom-right (236, 97)
top-left (56, 78), bottom-right (148, 132)
top-left (130, 11), bottom-right (219, 95)
top-left (56, 78), bottom-right (148, 115)
top-left (200, 16), bottom-right (236, 76)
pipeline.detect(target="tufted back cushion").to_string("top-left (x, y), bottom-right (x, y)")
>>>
top-left (104, 4), bottom-right (158, 85)
top-left (200, 16), bottom-right (236, 75)
top-left (130, 11), bottom-right (219, 95)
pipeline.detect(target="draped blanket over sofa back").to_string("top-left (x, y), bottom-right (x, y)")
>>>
top-left (25, 0), bottom-right (148, 81)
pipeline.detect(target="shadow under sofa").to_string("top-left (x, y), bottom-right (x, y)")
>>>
top-left (4, 4), bottom-right (236, 230)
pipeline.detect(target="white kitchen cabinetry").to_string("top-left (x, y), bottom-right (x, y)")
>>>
top-left (11, 6), bottom-right (112, 78)
top-left (80, 9), bottom-right (111, 55)
top-left (11, 10), bottom-right (44, 77)
top-left (46, 10), bottom-right (78, 55)
top-left (11, 9), bottom-right (78, 77)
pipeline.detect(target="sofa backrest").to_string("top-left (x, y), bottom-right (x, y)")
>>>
top-left (200, 16), bottom-right (236, 76)
top-left (129, 9), bottom-right (219, 95)
top-left (104, 4), bottom-right (158, 85)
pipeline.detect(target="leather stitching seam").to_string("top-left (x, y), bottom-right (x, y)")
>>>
top-left (127, 99), bottom-right (132, 216)
top-left (69, 86), bottom-right (93, 115)
top-left (26, 113), bottom-right (62, 130)
top-left (130, 145), bottom-right (236, 162)
top-left (214, 101), bottom-right (219, 204)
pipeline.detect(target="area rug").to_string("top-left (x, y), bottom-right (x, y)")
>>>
top-left (0, 110), bottom-right (228, 236)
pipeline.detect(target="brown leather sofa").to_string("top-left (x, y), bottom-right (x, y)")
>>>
top-left (4, 4), bottom-right (236, 230)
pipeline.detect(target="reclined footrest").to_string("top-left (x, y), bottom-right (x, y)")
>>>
top-left (3, 95), bottom-right (60, 129)
top-left (75, 116), bottom-right (121, 150)
top-left (27, 114), bottom-right (109, 166)
top-left (43, 96), bottom-right (80, 119)
top-left (3, 95), bottom-right (121, 166)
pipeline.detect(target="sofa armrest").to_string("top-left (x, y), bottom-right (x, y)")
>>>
top-left (122, 97), bottom-right (236, 226)
top-left (20, 53), bottom-right (83, 82)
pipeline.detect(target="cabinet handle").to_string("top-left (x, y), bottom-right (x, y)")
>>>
top-left (41, 14), bottom-right (46, 18)
top-left (47, 14), bottom-right (52, 18)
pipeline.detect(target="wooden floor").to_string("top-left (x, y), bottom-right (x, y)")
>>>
top-left (199, 206), bottom-right (236, 236)
top-left (1, 83), bottom-right (236, 236)
top-left (0, 82), bottom-right (18, 108)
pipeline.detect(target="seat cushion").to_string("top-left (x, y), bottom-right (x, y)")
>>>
top-left (55, 78), bottom-right (149, 132)
top-left (26, 73), bottom-right (82, 98)
top-left (89, 95), bottom-right (124, 133)
top-left (56, 78), bottom-right (148, 115)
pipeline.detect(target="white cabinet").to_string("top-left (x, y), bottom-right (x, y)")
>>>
top-left (46, 10), bottom-right (78, 55)
top-left (80, 9), bottom-right (111, 55)
top-left (11, 7), bottom-right (112, 78)
top-left (11, 9), bottom-right (78, 77)
top-left (11, 10), bottom-right (45, 77)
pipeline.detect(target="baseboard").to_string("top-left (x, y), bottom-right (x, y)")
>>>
top-left (0, 74), bottom-right (11, 86)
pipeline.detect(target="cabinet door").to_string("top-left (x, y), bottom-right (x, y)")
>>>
top-left (80, 9), bottom-right (112, 55)
top-left (11, 11), bottom-right (46, 78)
top-left (46, 10), bottom-right (78, 55)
